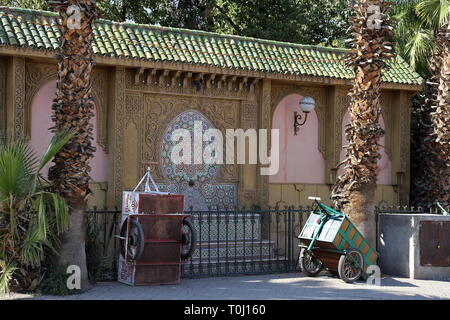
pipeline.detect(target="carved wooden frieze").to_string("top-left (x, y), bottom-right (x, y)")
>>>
top-left (126, 69), bottom-right (258, 101)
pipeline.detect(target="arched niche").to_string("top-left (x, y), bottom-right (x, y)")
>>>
top-left (269, 93), bottom-right (326, 184)
top-left (29, 80), bottom-right (108, 182)
top-left (339, 109), bottom-right (392, 185)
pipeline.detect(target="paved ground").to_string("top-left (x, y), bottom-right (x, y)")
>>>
top-left (2, 273), bottom-right (449, 300)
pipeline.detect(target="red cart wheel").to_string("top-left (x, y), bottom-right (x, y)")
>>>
top-left (299, 248), bottom-right (323, 277)
top-left (181, 218), bottom-right (196, 261)
top-left (119, 218), bottom-right (145, 261)
top-left (338, 248), bottom-right (364, 283)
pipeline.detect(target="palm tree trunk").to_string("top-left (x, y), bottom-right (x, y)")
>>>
top-left (411, 47), bottom-right (449, 209)
top-left (331, 0), bottom-right (393, 247)
top-left (432, 18), bottom-right (450, 197)
top-left (48, 0), bottom-right (98, 291)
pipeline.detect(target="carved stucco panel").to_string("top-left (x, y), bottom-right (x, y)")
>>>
top-left (13, 58), bottom-right (26, 139)
top-left (114, 68), bottom-right (126, 205)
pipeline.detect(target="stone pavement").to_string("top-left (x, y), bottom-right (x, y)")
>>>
top-left (2, 273), bottom-right (450, 300)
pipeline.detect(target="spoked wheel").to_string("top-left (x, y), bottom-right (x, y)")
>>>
top-left (338, 248), bottom-right (364, 283)
top-left (180, 218), bottom-right (196, 261)
top-left (120, 218), bottom-right (145, 261)
top-left (299, 248), bottom-right (323, 277)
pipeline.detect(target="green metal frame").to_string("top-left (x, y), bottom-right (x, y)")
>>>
top-left (299, 200), bottom-right (378, 279)
top-left (306, 200), bottom-right (344, 251)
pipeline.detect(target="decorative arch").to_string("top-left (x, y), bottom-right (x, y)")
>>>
top-left (158, 109), bottom-right (237, 210)
top-left (159, 109), bottom-right (222, 182)
top-left (25, 64), bottom-right (108, 152)
top-left (269, 93), bottom-right (326, 184)
top-left (339, 109), bottom-right (392, 185)
top-left (271, 85), bottom-right (326, 156)
top-left (29, 79), bottom-right (108, 182)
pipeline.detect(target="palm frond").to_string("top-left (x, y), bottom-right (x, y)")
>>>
top-left (0, 259), bottom-right (17, 294)
top-left (37, 129), bottom-right (74, 173)
top-left (19, 227), bottom-right (45, 268)
top-left (416, 0), bottom-right (450, 29)
top-left (404, 28), bottom-right (435, 68)
top-left (0, 142), bottom-right (37, 198)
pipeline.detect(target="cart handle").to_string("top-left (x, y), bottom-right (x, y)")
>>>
top-left (306, 198), bottom-right (345, 251)
top-left (436, 202), bottom-right (449, 216)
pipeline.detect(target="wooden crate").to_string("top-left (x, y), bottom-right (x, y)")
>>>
top-left (299, 212), bottom-right (378, 273)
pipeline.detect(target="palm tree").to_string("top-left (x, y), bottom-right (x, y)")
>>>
top-left (0, 131), bottom-right (73, 294)
top-left (406, 3), bottom-right (450, 209)
top-left (411, 47), bottom-right (449, 208)
top-left (392, 0), bottom-right (449, 77)
top-left (331, 0), bottom-right (394, 247)
top-left (47, 0), bottom-right (99, 291)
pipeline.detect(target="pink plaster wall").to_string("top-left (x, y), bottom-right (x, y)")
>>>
top-left (269, 94), bottom-right (326, 184)
top-left (339, 110), bottom-right (392, 185)
top-left (29, 80), bottom-right (108, 182)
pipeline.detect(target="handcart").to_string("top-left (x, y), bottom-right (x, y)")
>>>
top-left (117, 168), bottom-right (196, 285)
top-left (297, 197), bottom-right (379, 283)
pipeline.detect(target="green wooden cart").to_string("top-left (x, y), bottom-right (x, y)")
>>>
top-left (297, 197), bottom-right (379, 283)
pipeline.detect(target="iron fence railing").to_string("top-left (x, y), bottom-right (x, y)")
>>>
top-left (85, 206), bottom-right (313, 281)
top-left (85, 204), bottom-right (450, 281)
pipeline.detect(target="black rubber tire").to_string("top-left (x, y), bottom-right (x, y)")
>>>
top-left (299, 248), bottom-right (323, 277)
top-left (181, 218), bottom-right (196, 261)
top-left (119, 218), bottom-right (145, 261)
top-left (338, 248), bottom-right (364, 283)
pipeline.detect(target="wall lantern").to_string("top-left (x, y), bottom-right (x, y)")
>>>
top-left (294, 96), bottom-right (315, 135)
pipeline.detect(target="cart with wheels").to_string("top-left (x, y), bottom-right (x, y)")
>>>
top-left (117, 168), bottom-right (196, 285)
top-left (297, 197), bottom-right (379, 283)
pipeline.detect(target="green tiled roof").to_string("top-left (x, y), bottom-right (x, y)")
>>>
top-left (0, 7), bottom-right (423, 85)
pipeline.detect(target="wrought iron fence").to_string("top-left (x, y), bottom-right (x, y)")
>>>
top-left (85, 206), bottom-right (313, 281)
top-left (85, 203), bottom-right (450, 281)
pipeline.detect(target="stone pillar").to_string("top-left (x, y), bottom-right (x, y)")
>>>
top-left (5, 56), bottom-right (26, 141)
top-left (107, 66), bottom-right (126, 209)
